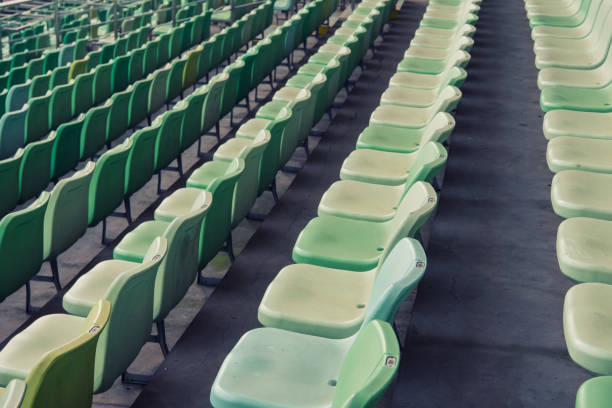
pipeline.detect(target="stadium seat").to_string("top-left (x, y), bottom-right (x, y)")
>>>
top-left (575, 376), bottom-right (612, 408)
top-left (551, 170), bottom-right (612, 220)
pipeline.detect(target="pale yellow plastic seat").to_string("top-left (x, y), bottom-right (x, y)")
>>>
top-left (564, 282), bottom-right (612, 374)
top-left (389, 67), bottom-right (467, 90)
top-left (551, 170), bottom-right (612, 220)
top-left (557, 217), bottom-right (612, 283)
top-left (381, 86), bottom-right (461, 108)
top-left (543, 111), bottom-right (612, 140)
top-left (547, 136), bottom-right (612, 173)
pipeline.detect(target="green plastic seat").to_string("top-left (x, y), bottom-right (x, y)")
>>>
top-left (157, 33), bottom-right (171, 66)
top-left (0, 300), bottom-right (109, 408)
top-left (113, 190), bottom-right (211, 331)
top-left (18, 134), bottom-right (55, 203)
top-left (575, 376), bottom-right (612, 408)
top-left (372, 86), bottom-right (461, 129)
top-left (100, 43), bottom-right (116, 65)
top-left (213, 131), bottom-right (270, 227)
top-left (5, 81), bottom-right (30, 112)
top-left (167, 58), bottom-right (187, 102)
top-left (551, 170), bottom-right (612, 220)
top-left (62, 238), bottom-right (166, 392)
top-left (49, 82), bottom-right (74, 130)
top-left (543, 110), bottom-right (612, 140)
top-left (0, 105), bottom-right (27, 160)
top-left (42, 162), bottom-right (94, 289)
top-left (546, 136), bottom-right (612, 173)
top-left (556, 217), bottom-right (612, 283)
top-left (169, 26), bottom-right (184, 60)
top-left (143, 41), bottom-right (159, 76)
top-left (107, 88), bottom-right (132, 145)
top-left (259, 237), bottom-right (426, 338)
top-left (321, 146), bottom-right (445, 221)
top-left (43, 51), bottom-right (60, 73)
top-left (153, 103), bottom-right (187, 176)
top-left (0, 192), bottom-right (48, 306)
top-left (183, 46), bottom-right (202, 90)
top-left (29, 73), bottom-right (51, 99)
top-left (0, 150), bottom-right (23, 218)
top-left (210, 319), bottom-right (400, 408)
top-left (148, 64), bottom-right (171, 114)
top-left (397, 50), bottom-right (470, 75)
top-left (293, 182), bottom-right (437, 271)
top-left (88, 139), bottom-right (131, 229)
top-left (564, 282), bottom-right (612, 374)
top-left (0, 379), bottom-right (25, 408)
top-left (390, 65), bottom-right (467, 91)
top-left (201, 73), bottom-right (229, 139)
top-left (50, 116), bottom-right (84, 181)
top-left (111, 55), bottom-right (131, 93)
top-left (356, 112), bottom-right (455, 153)
top-left (68, 57), bottom-right (88, 80)
top-left (340, 140), bottom-right (447, 186)
top-left (71, 71), bottom-right (95, 116)
top-left (165, 159), bottom-right (244, 272)
top-left (128, 47), bottom-right (146, 83)
top-left (26, 57), bottom-right (45, 80)
top-left (80, 100), bottom-right (112, 160)
top-left (93, 61), bottom-right (113, 105)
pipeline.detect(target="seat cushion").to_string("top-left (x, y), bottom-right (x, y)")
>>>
top-left (236, 119), bottom-right (271, 140)
top-left (356, 124), bottom-right (423, 153)
top-left (576, 376), bottom-right (612, 408)
top-left (547, 136), bottom-right (612, 173)
top-left (214, 138), bottom-right (252, 162)
top-left (187, 160), bottom-right (231, 189)
top-left (340, 149), bottom-right (416, 185)
top-left (256, 100), bottom-right (290, 120)
top-left (564, 283), bottom-right (612, 375)
top-left (389, 71), bottom-right (445, 90)
top-left (397, 56), bottom-right (446, 75)
top-left (370, 105), bottom-right (431, 128)
top-left (293, 216), bottom-right (389, 271)
top-left (0, 314), bottom-right (84, 386)
top-left (259, 264), bottom-right (375, 338)
top-left (211, 328), bottom-right (347, 408)
top-left (63, 259), bottom-right (138, 316)
top-left (273, 86), bottom-right (304, 102)
top-left (551, 170), bottom-right (612, 220)
top-left (113, 220), bottom-right (169, 262)
top-left (557, 217), bottom-right (612, 284)
top-left (543, 111), bottom-right (612, 140)
top-left (380, 86), bottom-right (437, 108)
top-left (318, 180), bottom-right (403, 222)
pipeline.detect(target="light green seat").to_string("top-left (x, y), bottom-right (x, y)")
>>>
top-left (546, 136), bottom-right (612, 173)
top-left (381, 85), bottom-right (462, 108)
top-left (0, 192), bottom-right (49, 311)
top-left (113, 190), bottom-right (212, 353)
top-left (397, 50), bottom-right (470, 75)
top-left (390, 66), bottom-right (467, 91)
top-left (340, 141), bottom-right (447, 186)
top-left (107, 88), bottom-right (132, 145)
top-left (93, 61), bottom-right (113, 106)
top-left (556, 217), bottom-right (612, 283)
top-left (0, 379), bottom-right (25, 408)
top-left (0, 150), bottom-right (23, 219)
top-left (213, 131), bottom-right (270, 227)
top-left (371, 87), bottom-right (461, 128)
top-left (575, 376), bottom-right (612, 408)
top-left (0, 300), bottom-right (109, 408)
top-left (50, 116), bottom-right (84, 182)
top-left (543, 110), bottom-right (612, 140)
top-left (259, 237), bottom-right (426, 338)
top-left (80, 100), bottom-right (112, 160)
top-left (71, 71), bottom-right (94, 116)
top-left (42, 162), bottom-right (95, 291)
top-left (293, 182), bottom-right (437, 271)
top-left (320, 149), bottom-right (444, 221)
top-left (63, 238), bottom-right (166, 393)
top-left (210, 319), bottom-right (400, 408)
top-left (564, 282), bottom-right (612, 374)
top-left (19, 134), bottom-right (55, 203)
top-left (551, 170), bottom-right (612, 220)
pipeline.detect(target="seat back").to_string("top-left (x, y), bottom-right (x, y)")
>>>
top-left (6, 81), bottom-right (30, 112)
top-left (157, 33), bottom-right (171, 66)
top-left (220, 60), bottom-right (245, 117)
top-left (0, 192), bottom-right (49, 301)
top-left (43, 51), bottom-right (59, 73)
top-left (88, 139), bottom-right (131, 226)
top-left (22, 300), bottom-right (110, 408)
top-left (43, 162), bottom-right (95, 259)
top-left (129, 78), bottom-right (153, 129)
top-left (50, 82), bottom-right (74, 130)
top-left (71, 71), bottom-right (94, 116)
top-left (201, 72), bottom-right (228, 133)
top-left (29, 73), bottom-right (51, 99)
top-left (364, 238), bottom-right (426, 327)
top-left (154, 192), bottom-right (212, 321)
top-left (107, 87), bottom-right (132, 144)
top-left (331, 320), bottom-right (400, 408)
top-left (91, 238), bottom-right (166, 393)
top-left (181, 89), bottom-right (206, 152)
top-left (100, 43), bottom-right (116, 64)
top-left (402, 141), bottom-right (447, 190)
top-left (25, 57), bottom-right (43, 80)
top-left (167, 58), bottom-right (187, 102)
top-left (154, 103), bottom-right (186, 172)
top-left (50, 115), bottom-right (84, 181)
top-left (257, 108), bottom-right (292, 195)
top-left (192, 159), bottom-right (244, 269)
top-left (143, 41), bottom-right (159, 76)
top-left (68, 57), bottom-right (88, 80)
top-left (183, 47), bottom-right (201, 90)
top-left (111, 55), bottom-right (131, 93)
top-left (197, 40), bottom-right (215, 80)
top-left (148, 64), bottom-right (171, 114)
top-left (229, 131), bottom-right (270, 226)
top-left (0, 150), bottom-right (23, 218)
top-left (419, 112), bottom-right (456, 146)
top-left (74, 39), bottom-right (89, 60)
top-left (169, 26), bottom-right (184, 59)
top-left (93, 61), bottom-right (113, 105)
top-left (0, 105), bottom-right (27, 160)
top-left (18, 134), bottom-right (55, 202)
top-left (49, 65), bottom-right (70, 89)
top-left (129, 47), bottom-right (146, 83)
top-left (387, 181), bottom-right (437, 249)
top-left (125, 126), bottom-right (158, 197)
top-left (80, 101), bottom-right (112, 160)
